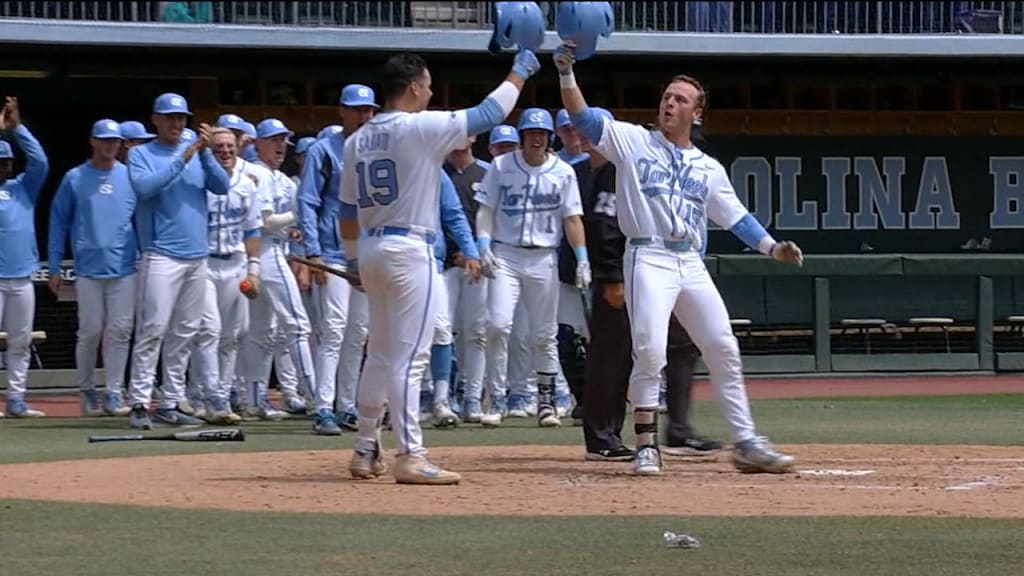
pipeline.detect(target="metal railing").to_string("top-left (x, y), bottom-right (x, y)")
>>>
top-left (0, 2), bottom-right (1021, 34)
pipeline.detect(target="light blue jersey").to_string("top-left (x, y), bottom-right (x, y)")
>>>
top-left (48, 160), bottom-right (137, 279)
top-left (434, 170), bottom-right (480, 271)
top-left (0, 125), bottom-right (50, 278)
top-left (297, 131), bottom-right (345, 264)
top-left (128, 140), bottom-right (230, 260)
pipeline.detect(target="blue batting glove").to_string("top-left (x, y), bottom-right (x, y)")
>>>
top-left (512, 49), bottom-right (541, 80)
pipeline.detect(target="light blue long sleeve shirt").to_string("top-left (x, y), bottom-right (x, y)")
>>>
top-left (0, 125), bottom-right (50, 278)
top-left (48, 160), bottom-right (138, 279)
top-left (296, 131), bottom-right (345, 264)
top-left (434, 171), bottom-right (479, 271)
top-left (128, 140), bottom-right (230, 260)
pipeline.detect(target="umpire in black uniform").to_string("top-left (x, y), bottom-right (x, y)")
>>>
top-left (578, 114), bottom-right (722, 461)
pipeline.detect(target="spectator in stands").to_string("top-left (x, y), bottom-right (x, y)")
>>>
top-left (161, 2), bottom-right (212, 23)
top-left (0, 96), bottom-right (49, 418)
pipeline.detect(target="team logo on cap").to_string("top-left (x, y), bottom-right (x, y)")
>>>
top-left (226, 114), bottom-right (239, 123)
top-left (529, 112), bottom-right (543, 123)
top-left (357, 88), bottom-right (370, 98)
top-left (106, 121), bottom-right (117, 130)
top-left (271, 119), bottom-right (284, 128)
top-left (500, 127), bottom-right (513, 135)
top-left (170, 97), bottom-right (184, 107)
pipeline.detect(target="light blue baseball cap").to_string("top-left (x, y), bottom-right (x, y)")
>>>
top-left (0, 141), bottom-right (12, 159)
top-left (240, 122), bottom-right (256, 138)
top-left (489, 124), bottom-right (519, 145)
top-left (91, 119), bottom-right (124, 140)
top-left (340, 84), bottom-right (380, 108)
top-left (295, 137), bottom-right (317, 155)
top-left (256, 118), bottom-right (294, 140)
top-left (317, 125), bottom-right (343, 139)
top-left (517, 108), bottom-right (554, 133)
top-left (153, 92), bottom-right (191, 115)
top-left (555, 109), bottom-right (572, 129)
top-left (217, 113), bottom-right (248, 132)
top-left (119, 121), bottom-right (156, 140)
top-left (181, 128), bottom-right (197, 142)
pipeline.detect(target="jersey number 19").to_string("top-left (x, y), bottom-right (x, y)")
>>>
top-left (355, 159), bottom-right (399, 208)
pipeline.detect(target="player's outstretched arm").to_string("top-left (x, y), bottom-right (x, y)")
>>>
top-left (708, 168), bottom-right (804, 267)
top-left (553, 44), bottom-right (607, 151)
top-left (463, 50), bottom-right (540, 137)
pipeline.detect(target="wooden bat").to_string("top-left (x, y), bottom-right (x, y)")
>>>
top-left (88, 428), bottom-right (245, 443)
top-left (287, 255), bottom-right (361, 285)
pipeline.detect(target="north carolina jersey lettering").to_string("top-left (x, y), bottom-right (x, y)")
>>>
top-left (474, 151), bottom-right (583, 249)
top-left (594, 121), bottom-right (746, 253)
top-left (206, 164), bottom-right (262, 255)
top-left (340, 110), bottom-right (469, 232)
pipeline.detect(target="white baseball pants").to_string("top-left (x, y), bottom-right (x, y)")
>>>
top-left (311, 273), bottom-right (350, 412)
top-left (444, 267), bottom-right (487, 404)
top-left (128, 252), bottom-right (207, 410)
top-left (355, 234), bottom-right (437, 458)
top-left (336, 288), bottom-right (368, 414)
top-left (189, 255), bottom-right (247, 402)
top-left (0, 278), bottom-right (35, 399)
top-left (624, 244), bottom-right (755, 443)
top-left (506, 300), bottom-right (536, 398)
top-left (74, 275), bottom-right (135, 395)
top-left (485, 244), bottom-right (560, 401)
top-left (240, 244), bottom-right (315, 405)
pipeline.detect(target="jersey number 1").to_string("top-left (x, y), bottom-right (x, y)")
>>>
top-left (355, 159), bottom-right (399, 208)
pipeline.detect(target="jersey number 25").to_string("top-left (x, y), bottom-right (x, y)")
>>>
top-left (355, 159), bottom-right (399, 208)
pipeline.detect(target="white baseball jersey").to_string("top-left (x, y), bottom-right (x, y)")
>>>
top-left (340, 110), bottom-right (469, 232)
top-left (474, 151), bottom-right (583, 248)
top-left (206, 163), bottom-right (262, 255)
top-left (255, 162), bottom-right (298, 252)
top-left (594, 121), bottom-right (747, 253)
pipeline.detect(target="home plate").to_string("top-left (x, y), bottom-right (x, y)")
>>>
top-left (799, 469), bottom-right (876, 476)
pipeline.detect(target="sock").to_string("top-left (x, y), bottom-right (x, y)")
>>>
top-left (537, 372), bottom-right (557, 409)
top-left (355, 403), bottom-right (386, 452)
top-left (430, 344), bottom-right (453, 404)
top-left (634, 407), bottom-right (657, 448)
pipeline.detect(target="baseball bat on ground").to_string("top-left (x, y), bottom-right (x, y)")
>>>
top-left (286, 255), bottom-right (361, 284)
top-left (88, 428), bottom-right (246, 443)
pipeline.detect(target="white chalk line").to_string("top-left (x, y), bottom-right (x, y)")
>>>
top-left (798, 469), bottom-right (876, 477)
top-left (943, 476), bottom-right (1004, 491)
top-left (816, 457), bottom-right (1024, 464)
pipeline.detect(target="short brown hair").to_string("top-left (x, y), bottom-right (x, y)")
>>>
top-left (667, 74), bottom-right (706, 110)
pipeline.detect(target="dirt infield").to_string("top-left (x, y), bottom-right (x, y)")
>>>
top-left (1, 444), bottom-right (1023, 518)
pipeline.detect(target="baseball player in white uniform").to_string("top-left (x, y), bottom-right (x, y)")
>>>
top-left (125, 94), bottom-right (228, 430)
top-left (239, 118), bottom-right (317, 422)
top-left (555, 45), bottom-right (803, 475)
top-left (339, 50), bottom-right (539, 484)
top-left (186, 127), bottom-right (262, 424)
top-left (474, 108), bottom-right (590, 429)
top-left (47, 119), bottom-right (136, 417)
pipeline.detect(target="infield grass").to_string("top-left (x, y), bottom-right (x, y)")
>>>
top-left (0, 499), bottom-right (1021, 576)
top-left (0, 394), bottom-right (1020, 465)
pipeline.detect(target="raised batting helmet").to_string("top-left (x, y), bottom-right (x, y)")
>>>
top-left (489, 2), bottom-right (546, 56)
top-left (556, 2), bottom-right (614, 61)
top-left (517, 108), bottom-right (554, 133)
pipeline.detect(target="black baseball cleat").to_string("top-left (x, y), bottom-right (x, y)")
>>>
top-left (570, 405), bottom-right (584, 426)
top-left (584, 446), bottom-right (636, 462)
top-left (662, 435), bottom-right (724, 457)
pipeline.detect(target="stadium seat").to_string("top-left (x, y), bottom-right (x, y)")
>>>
top-left (908, 317), bottom-right (954, 353)
top-left (0, 331), bottom-right (48, 369)
top-left (839, 318), bottom-right (887, 354)
top-left (1005, 315), bottom-right (1024, 336)
top-left (730, 318), bottom-right (754, 346)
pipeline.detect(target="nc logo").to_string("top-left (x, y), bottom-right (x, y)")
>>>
top-left (226, 114), bottom-right (239, 123)
top-left (529, 112), bottom-right (543, 123)
top-left (106, 121), bottom-right (118, 131)
top-left (99, 183), bottom-right (113, 195)
top-left (170, 97), bottom-right (184, 107)
top-left (500, 127), bottom-right (513, 135)
top-left (0, 190), bottom-right (10, 200)
top-left (271, 119), bottom-right (283, 128)
top-left (358, 88), bottom-right (370, 97)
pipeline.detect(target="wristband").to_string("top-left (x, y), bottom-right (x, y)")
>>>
top-left (246, 258), bottom-right (260, 276)
top-left (559, 70), bottom-right (578, 89)
top-left (573, 245), bottom-right (589, 263)
top-left (478, 236), bottom-right (492, 252)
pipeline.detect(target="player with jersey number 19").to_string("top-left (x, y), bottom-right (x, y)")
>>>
top-left (48, 119), bottom-right (137, 417)
top-left (555, 44), bottom-right (804, 475)
top-left (339, 49), bottom-right (540, 485)
top-left (474, 108), bottom-right (590, 429)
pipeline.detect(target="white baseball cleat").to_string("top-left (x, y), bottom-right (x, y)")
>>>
top-left (393, 455), bottom-right (461, 485)
top-left (733, 436), bottom-right (796, 474)
top-left (432, 403), bottom-right (460, 429)
top-left (349, 444), bottom-right (387, 479)
top-left (633, 446), bottom-right (663, 476)
top-left (480, 412), bottom-right (503, 428)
